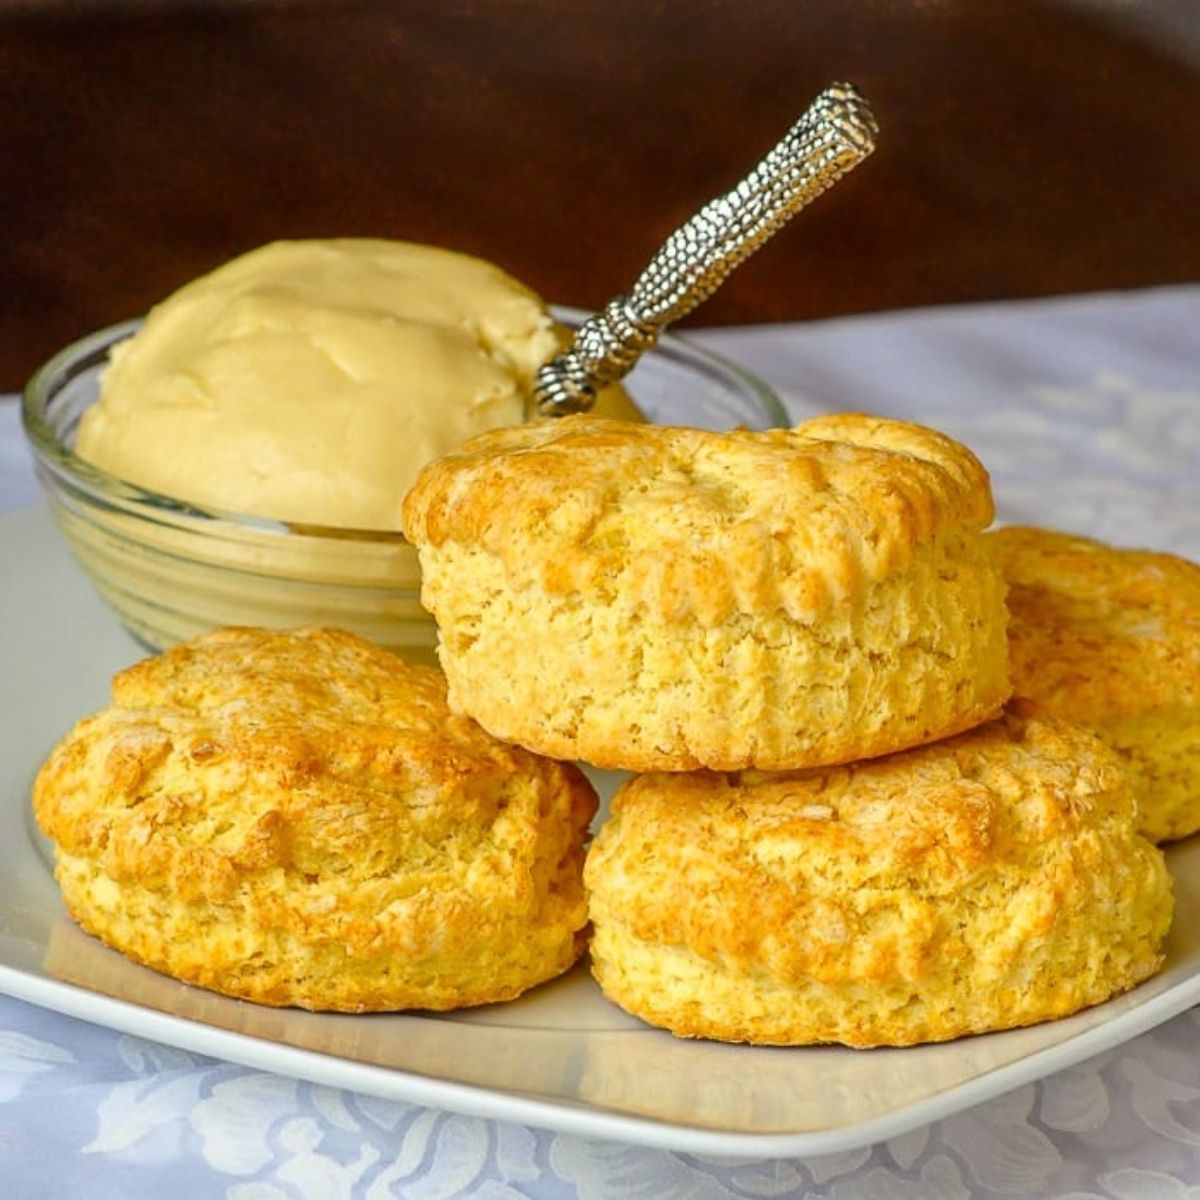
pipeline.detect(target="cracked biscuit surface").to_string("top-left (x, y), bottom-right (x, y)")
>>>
top-left (403, 412), bottom-right (1011, 771)
top-left (584, 715), bottom-right (1172, 1047)
top-left (990, 525), bottom-right (1200, 843)
top-left (33, 627), bottom-right (597, 1011)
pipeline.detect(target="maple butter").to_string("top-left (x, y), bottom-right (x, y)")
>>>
top-left (77, 238), bottom-right (640, 530)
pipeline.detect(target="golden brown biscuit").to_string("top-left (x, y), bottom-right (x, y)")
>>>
top-left (402, 412), bottom-right (1011, 771)
top-left (33, 627), bottom-right (597, 1012)
top-left (584, 715), bottom-right (1172, 1047)
top-left (990, 525), bottom-right (1200, 843)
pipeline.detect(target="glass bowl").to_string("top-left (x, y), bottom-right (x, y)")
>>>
top-left (21, 308), bottom-right (788, 660)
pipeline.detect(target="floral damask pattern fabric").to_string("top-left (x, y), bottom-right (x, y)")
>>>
top-left (2, 1006), bottom-right (1200, 1197)
top-left (1, 285), bottom-right (1197, 1198)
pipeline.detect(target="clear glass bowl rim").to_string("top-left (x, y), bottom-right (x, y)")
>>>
top-left (21, 305), bottom-right (790, 543)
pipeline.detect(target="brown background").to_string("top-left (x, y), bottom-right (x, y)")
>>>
top-left (2, 0), bottom-right (1199, 392)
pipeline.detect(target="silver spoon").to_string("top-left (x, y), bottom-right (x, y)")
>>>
top-left (534, 81), bottom-right (878, 417)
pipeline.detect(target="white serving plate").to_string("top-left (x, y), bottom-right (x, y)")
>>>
top-left (3, 503), bottom-right (1198, 1160)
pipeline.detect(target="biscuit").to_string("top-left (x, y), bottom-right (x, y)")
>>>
top-left (989, 525), bottom-right (1200, 843)
top-left (33, 627), bottom-right (597, 1012)
top-left (402, 412), bottom-right (1011, 771)
top-left (583, 715), bottom-right (1172, 1047)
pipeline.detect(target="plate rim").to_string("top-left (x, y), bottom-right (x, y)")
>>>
top-left (2, 951), bottom-right (1200, 1159)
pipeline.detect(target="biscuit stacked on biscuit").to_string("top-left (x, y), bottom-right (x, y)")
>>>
top-left (989, 525), bottom-right (1200, 844)
top-left (405, 413), bottom-right (1176, 1046)
top-left (583, 714), bottom-right (1172, 1047)
top-left (402, 413), bottom-right (1011, 771)
top-left (34, 627), bottom-right (597, 1012)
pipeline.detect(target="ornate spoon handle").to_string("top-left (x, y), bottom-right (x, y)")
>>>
top-left (534, 81), bottom-right (878, 417)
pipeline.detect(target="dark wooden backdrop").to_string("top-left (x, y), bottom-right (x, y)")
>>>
top-left (3, 0), bottom-right (1199, 391)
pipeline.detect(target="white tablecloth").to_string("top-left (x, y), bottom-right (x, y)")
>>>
top-left (1, 285), bottom-right (1198, 1199)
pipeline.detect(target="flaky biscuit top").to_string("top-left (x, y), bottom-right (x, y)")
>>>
top-left (608, 716), bottom-right (1134, 892)
top-left (990, 525), bottom-right (1200, 721)
top-left (588, 716), bottom-right (1148, 983)
top-left (402, 413), bottom-right (995, 622)
top-left (35, 627), bottom-right (596, 914)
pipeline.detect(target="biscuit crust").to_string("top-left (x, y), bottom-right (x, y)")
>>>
top-left (990, 525), bottom-right (1200, 842)
top-left (403, 413), bottom-right (1011, 771)
top-left (34, 627), bottom-right (597, 1011)
top-left (584, 716), bottom-right (1172, 1047)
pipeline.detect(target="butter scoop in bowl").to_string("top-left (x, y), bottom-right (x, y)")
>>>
top-left (76, 238), bottom-right (642, 530)
top-left (23, 238), bottom-right (783, 659)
